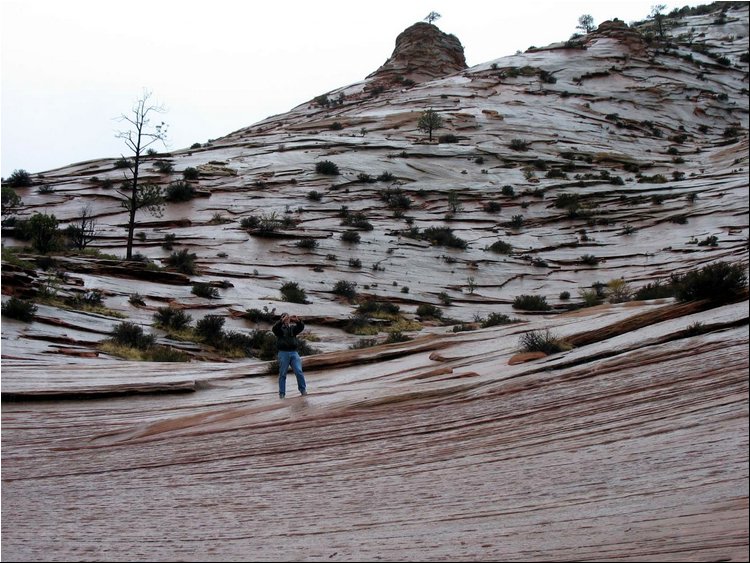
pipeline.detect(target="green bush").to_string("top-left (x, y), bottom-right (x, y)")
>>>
top-left (421, 226), bottom-right (468, 249)
top-left (154, 161), bottom-right (174, 174)
top-left (280, 282), bottom-right (307, 303)
top-left (28, 213), bottom-right (61, 254)
top-left (192, 283), bottom-right (219, 299)
top-left (385, 331), bottom-right (412, 344)
top-left (519, 329), bottom-right (568, 354)
top-left (509, 139), bottom-right (530, 151)
top-left (111, 322), bottom-right (155, 350)
top-left (1, 297), bottom-right (37, 322)
top-left (153, 307), bottom-right (192, 330)
top-left (480, 313), bottom-right (519, 328)
top-left (341, 212), bottom-right (373, 230)
top-left (341, 230), bottom-right (361, 243)
top-left (488, 240), bottom-right (512, 254)
top-left (145, 345), bottom-right (189, 362)
top-left (438, 134), bottom-right (459, 143)
top-left (183, 167), bottom-right (199, 180)
top-left (5, 169), bottom-right (32, 188)
top-left (165, 249), bottom-right (197, 274)
top-left (634, 281), bottom-right (675, 300)
top-left (333, 280), bottom-right (357, 299)
top-left (416, 304), bottom-right (442, 319)
top-left (165, 181), bottom-right (196, 202)
top-left (672, 261), bottom-right (747, 303)
top-left (196, 314), bottom-right (226, 346)
top-left (296, 238), bottom-right (318, 250)
top-left (580, 254), bottom-right (600, 266)
top-left (315, 160), bottom-right (340, 175)
top-left (512, 294), bottom-right (551, 311)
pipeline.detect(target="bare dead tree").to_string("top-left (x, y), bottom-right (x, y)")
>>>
top-left (115, 90), bottom-right (168, 260)
top-left (65, 204), bottom-right (98, 250)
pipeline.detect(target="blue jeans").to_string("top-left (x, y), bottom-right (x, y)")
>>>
top-left (278, 351), bottom-right (306, 395)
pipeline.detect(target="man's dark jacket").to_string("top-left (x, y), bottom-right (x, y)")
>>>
top-left (272, 319), bottom-right (305, 351)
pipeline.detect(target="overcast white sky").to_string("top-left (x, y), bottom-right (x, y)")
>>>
top-left (1, 0), bottom-right (699, 177)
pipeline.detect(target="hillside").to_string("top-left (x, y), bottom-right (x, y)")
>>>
top-left (2, 4), bottom-right (748, 561)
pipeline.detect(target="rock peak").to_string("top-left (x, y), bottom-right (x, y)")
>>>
top-left (367, 22), bottom-right (467, 84)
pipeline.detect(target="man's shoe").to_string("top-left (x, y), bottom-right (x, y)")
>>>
top-left (279, 393), bottom-right (285, 399)
top-left (300, 390), bottom-right (307, 396)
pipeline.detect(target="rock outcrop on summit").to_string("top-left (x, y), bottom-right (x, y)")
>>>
top-left (367, 21), bottom-right (467, 84)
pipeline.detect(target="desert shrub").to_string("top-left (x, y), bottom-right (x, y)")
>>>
top-left (296, 238), bottom-right (318, 250)
top-left (400, 286), bottom-right (410, 293)
top-left (580, 254), bottom-right (600, 266)
top-left (634, 280), bottom-right (675, 300)
top-left (315, 160), bottom-right (340, 175)
top-left (341, 212), bottom-right (373, 230)
top-left (129, 293), bottom-right (146, 307)
top-left (421, 226), bottom-right (468, 249)
top-left (111, 322), bottom-right (155, 350)
top-left (27, 213), bottom-right (61, 254)
top-left (509, 139), bottom-right (530, 151)
top-left (162, 233), bottom-right (177, 250)
top-left (607, 279), bottom-right (632, 303)
top-left (66, 289), bottom-right (104, 309)
top-left (165, 181), bottom-right (196, 202)
top-left (697, 235), bottom-right (718, 247)
top-left (483, 201), bottom-right (502, 213)
top-left (350, 338), bottom-right (378, 349)
top-left (555, 193), bottom-right (579, 209)
top-left (501, 185), bottom-right (515, 197)
top-left (153, 307), bottom-right (192, 330)
top-left (377, 172), bottom-right (395, 182)
top-left (348, 258), bottom-right (362, 269)
top-left (307, 190), bottom-right (322, 201)
top-left (509, 215), bottom-right (524, 229)
top-left (438, 292), bottom-right (453, 305)
top-left (357, 173), bottom-right (375, 183)
top-left (357, 300), bottom-right (400, 316)
top-left (488, 240), bottom-right (512, 254)
top-left (6, 169), bottom-right (32, 188)
top-left (195, 314), bottom-right (226, 346)
top-left (245, 306), bottom-right (277, 323)
top-left (519, 329), bottom-right (568, 354)
top-left (280, 282), bottom-right (307, 303)
top-left (113, 158), bottom-right (130, 169)
top-left (341, 230), bottom-right (361, 243)
top-left (182, 167), bottom-right (199, 180)
top-left (332, 280), bottom-right (357, 299)
top-left (559, 291), bottom-right (571, 300)
top-left (145, 345), bottom-right (189, 362)
top-left (385, 331), bottom-right (412, 344)
top-left (165, 249), bottom-right (197, 274)
top-left (672, 261), bottom-right (747, 304)
top-left (192, 283), bottom-right (220, 299)
top-left (438, 134), bottom-right (459, 143)
top-left (416, 304), bottom-right (443, 319)
top-left (154, 161), bottom-right (174, 174)
top-left (480, 313), bottom-right (519, 328)
top-left (512, 294), bottom-right (551, 311)
top-left (1, 297), bottom-right (37, 322)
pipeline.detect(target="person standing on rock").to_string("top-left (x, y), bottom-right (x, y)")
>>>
top-left (272, 313), bottom-right (308, 399)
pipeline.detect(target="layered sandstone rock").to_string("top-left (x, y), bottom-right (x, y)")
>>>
top-left (366, 22), bottom-right (467, 84)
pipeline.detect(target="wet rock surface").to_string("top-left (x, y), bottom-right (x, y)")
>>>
top-left (2, 6), bottom-right (749, 561)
